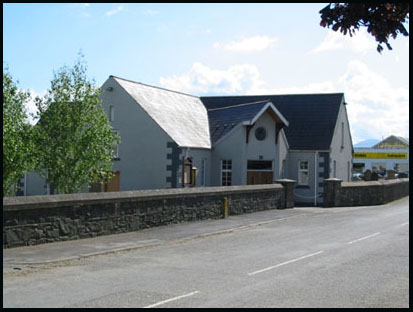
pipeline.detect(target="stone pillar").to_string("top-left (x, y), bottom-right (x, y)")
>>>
top-left (275, 179), bottom-right (296, 208)
top-left (323, 178), bottom-right (343, 207)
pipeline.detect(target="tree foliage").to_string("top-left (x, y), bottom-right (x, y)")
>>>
top-left (3, 70), bottom-right (34, 196)
top-left (33, 55), bottom-right (120, 194)
top-left (319, 3), bottom-right (409, 53)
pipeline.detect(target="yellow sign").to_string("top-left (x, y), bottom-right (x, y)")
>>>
top-left (353, 152), bottom-right (407, 159)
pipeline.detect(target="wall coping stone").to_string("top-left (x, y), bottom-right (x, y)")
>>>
top-left (275, 179), bottom-right (296, 183)
top-left (3, 184), bottom-right (284, 211)
top-left (342, 178), bottom-right (409, 188)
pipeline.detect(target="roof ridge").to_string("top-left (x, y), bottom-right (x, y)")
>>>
top-left (202, 92), bottom-right (344, 98)
top-left (110, 75), bottom-right (200, 99)
top-left (207, 99), bottom-right (271, 112)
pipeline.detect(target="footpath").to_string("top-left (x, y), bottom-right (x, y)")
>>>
top-left (3, 206), bottom-right (323, 271)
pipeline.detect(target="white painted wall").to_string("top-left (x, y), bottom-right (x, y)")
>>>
top-left (278, 129), bottom-right (289, 178)
top-left (180, 148), bottom-right (212, 187)
top-left (211, 124), bottom-right (245, 186)
top-left (101, 77), bottom-right (177, 191)
top-left (329, 102), bottom-right (353, 181)
top-left (211, 111), bottom-right (282, 186)
top-left (245, 112), bottom-right (278, 183)
top-left (286, 151), bottom-right (322, 205)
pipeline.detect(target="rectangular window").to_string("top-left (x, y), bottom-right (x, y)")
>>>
top-left (109, 105), bottom-right (115, 122)
top-left (247, 160), bottom-right (273, 171)
top-left (112, 130), bottom-right (119, 159)
top-left (353, 163), bottom-right (365, 173)
top-left (298, 160), bottom-right (309, 185)
top-left (182, 157), bottom-right (196, 187)
top-left (221, 160), bottom-right (232, 186)
top-left (341, 122), bottom-right (344, 148)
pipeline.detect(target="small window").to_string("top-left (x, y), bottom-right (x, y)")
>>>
top-left (182, 157), bottom-right (196, 187)
top-left (247, 160), bottom-right (272, 171)
top-left (341, 122), bottom-right (344, 148)
top-left (255, 127), bottom-right (267, 141)
top-left (112, 130), bottom-right (119, 159)
top-left (298, 160), bottom-right (309, 185)
top-left (221, 160), bottom-right (232, 186)
top-left (109, 105), bottom-right (115, 122)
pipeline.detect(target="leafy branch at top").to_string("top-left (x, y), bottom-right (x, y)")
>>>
top-left (319, 3), bottom-right (409, 53)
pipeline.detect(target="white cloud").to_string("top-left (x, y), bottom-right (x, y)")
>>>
top-left (83, 3), bottom-right (90, 7)
top-left (23, 89), bottom-right (47, 125)
top-left (338, 60), bottom-right (409, 142)
top-left (160, 60), bottom-right (408, 143)
top-left (106, 5), bottom-right (124, 17)
top-left (160, 63), bottom-right (263, 95)
top-left (214, 35), bottom-right (279, 52)
top-left (311, 31), bottom-right (376, 54)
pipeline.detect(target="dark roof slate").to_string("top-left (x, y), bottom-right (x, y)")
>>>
top-left (207, 100), bottom-right (269, 144)
top-left (201, 93), bottom-right (344, 150)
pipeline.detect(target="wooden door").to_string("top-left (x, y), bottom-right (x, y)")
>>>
top-left (104, 171), bottom-right (120, 192)
top-left (247, 171), bottom-right (273, 185)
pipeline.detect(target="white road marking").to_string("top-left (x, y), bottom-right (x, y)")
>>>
top-left (345, 232), bottom-right (380, 245)
top-left (248, 251), bottom-right (324, 276)
top-left (143, 290), bottom-right (200, 308)
top-left (399, 222), bottom-right (409, 227)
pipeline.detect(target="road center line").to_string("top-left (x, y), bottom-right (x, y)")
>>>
top-left (345, 232), bottom-right (380, 245)
top-left (143, 290), bottom-right (200, 308)
top-left (248, 250), bottom-right (324, 276)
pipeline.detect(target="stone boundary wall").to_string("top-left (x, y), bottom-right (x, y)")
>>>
top-left (324, 178), bottom-right (409, 207)
top-left (3, 184), bottom-right (292, 248)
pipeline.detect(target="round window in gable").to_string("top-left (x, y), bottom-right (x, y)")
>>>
top-left (255, 127), bottom-right (267, 141)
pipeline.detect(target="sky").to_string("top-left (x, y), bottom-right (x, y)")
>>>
top-left (3, 3), bottom-right (409, 144)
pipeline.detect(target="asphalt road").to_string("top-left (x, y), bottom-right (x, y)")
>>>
top-left (3, 197), bottom-right (409, 308)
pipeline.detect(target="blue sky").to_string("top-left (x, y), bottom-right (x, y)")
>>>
top-left (3, 3), bottom-right (409, 144)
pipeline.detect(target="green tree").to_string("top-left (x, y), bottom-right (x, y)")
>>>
top-left (33, 55), bottom-right (120, 194)
top-left (319, 3), bottom-right (409, 53)
top-left (3, 70), bottom-right (34, 196)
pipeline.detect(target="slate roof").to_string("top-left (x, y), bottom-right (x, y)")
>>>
top-left (201, 93), bottom-right (345, 150)
top-left (112, 76), bottom-right (211, 149)
top-left (208, 100), bottom-right (269, 144)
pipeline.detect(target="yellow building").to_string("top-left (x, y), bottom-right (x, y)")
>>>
top-left (353, 135), bottom-right (409, 175)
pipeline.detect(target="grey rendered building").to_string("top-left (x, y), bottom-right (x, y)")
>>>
top-left (100, 76), bottom-right (353, 205)
top-left (201, 93), bottom-right (353, 205)
top-left (23, 75), bottom-right (353, 205)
